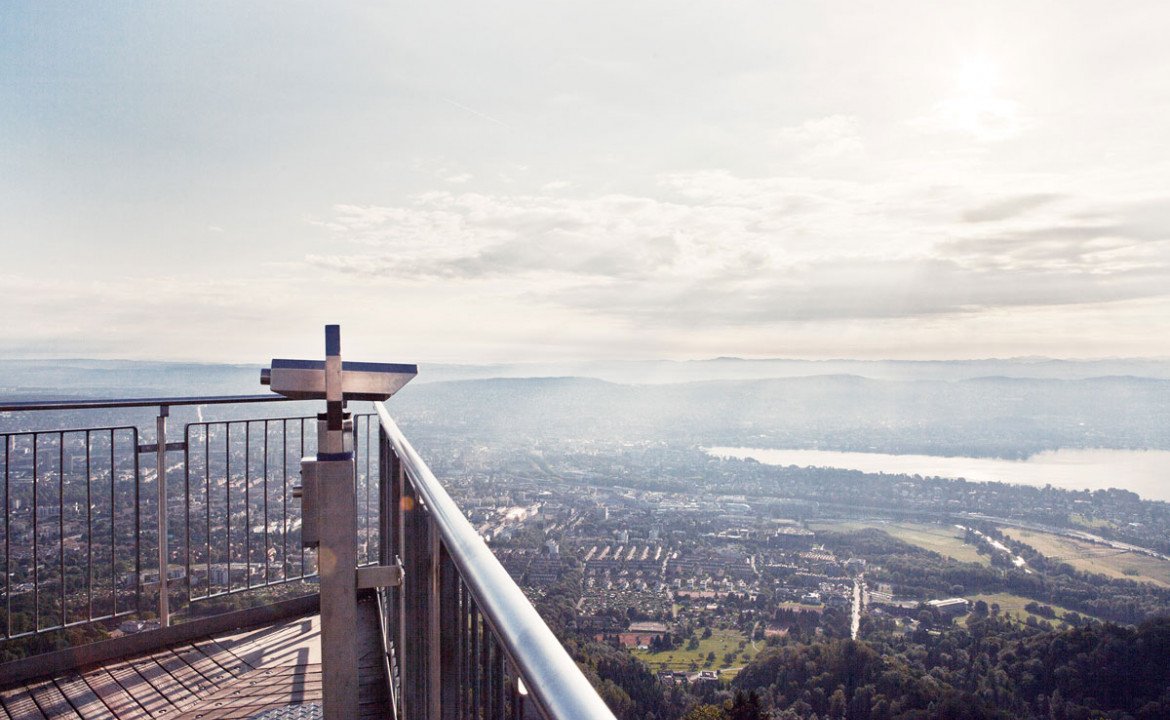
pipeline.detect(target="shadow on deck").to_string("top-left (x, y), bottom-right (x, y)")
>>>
top-left (0, 596), bottom-right (388, 719)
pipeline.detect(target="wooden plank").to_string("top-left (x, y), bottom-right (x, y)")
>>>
top-left (189, 674), bottom-right (318, 700)
top-left (192, 639), bottom-right (256, 675)
top-left (105, 660), bottom-right (177, 717)
top-left (80, 667), bottom-right (150, 720)
top-left (0, 598), bottom-right (317, 689)
top-left (170, 644), bottom-right (235, 688)
top-left (0, 685), bottom-right (47, 720)
top-left (25, 679), bottom-right (83, 719)
top-left (200, 690), bottom-right (322, 713)
top-left (189, 639), bottom-right (252, 678)
top-left (205, 681), bottom-right (323, 706)
top-left (0, 693), bottom-right (10, 720)
top-left (53, 672), bottom-right (113, 719)
top-left (150, 649), bottom-right (218, 707)
top-left (232, 663), bottom-right (319, 679)
top-left (127, 656), bottom-right (197, 711)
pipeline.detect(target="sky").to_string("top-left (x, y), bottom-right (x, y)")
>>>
top-left (2, 2), bottom-right (1169, 364)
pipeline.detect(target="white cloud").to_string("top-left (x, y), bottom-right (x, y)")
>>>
top-left (769, 115), bottom-right (865, 161)
top-left (306, 174), bottom-right (1170, 332)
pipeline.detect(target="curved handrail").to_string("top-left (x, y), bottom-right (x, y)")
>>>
top-left (375, 402), bottom-right (617, 720)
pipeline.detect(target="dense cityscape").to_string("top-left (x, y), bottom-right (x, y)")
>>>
top-left (6, 2), bottom-right (1170, 717)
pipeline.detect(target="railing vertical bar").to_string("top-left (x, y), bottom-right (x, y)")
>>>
top-left (4, 434), bottom-right (10, 637)
top-left (352, 415), bottom-right (361, 563)
top-left (156, 406), bottom-right (169, 627)
top-left (263, 419), bottom-right (270, 585)
top-left (470, 600), bottom-right (481, 720)
top-left (509, 669), bottom-right (520, 720)
top-left (460, 582), bottom-right (470, 720)
top-left (402, 478), bottom-right (426, 719)
top-left (32, 432), bottom-right (39, 631)
top-left (377, 428), bottom-right (389, 566)
top-left (130, 428), bottom-right (140, 613)
top-left (59, 431), bottom-right (65, 629)
top-left (205, 425), bottom-right (211, 598)
top-left (494, 638), bottom-right (505, 720)
top-left (391, 443), bottom-right (406, 716)
top-left (109, 429), bottom-right (116, 617)
top-left (439, 542), bottom-right (460, 720)
top-left (391, 441), bottom-right (403, 569)
top-left (133, 428), bottom-right (141, 616)
top-left (299, 418), bottom-right (306, 576)
top-left (85, 431), bottom-right (92, 622)
top-left (489, 634), bottom-right (500, 720)
top-left (428, 513), bottom-right (442, 719)
top-left (184, 424), bottom-right (192, 608)
top-left (368, 414), bottom-right (374, 563)
top-left (282, 419), bottom-right (288, 581)
top-left (480, 611), bottom-right (491, 720)
top-left (244, 421), bottom-right (250, 590)
top-left (226, 423), bottom-right (232, 593)
top-left (353, 414), bottom-right (360, 562)
top-left (366, 415), bottom-right (372, 565)
top-left (376, 427), bottom-right (398, 717)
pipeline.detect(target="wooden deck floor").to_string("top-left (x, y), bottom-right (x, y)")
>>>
top-left (0, 597), bottom-right (390, 719)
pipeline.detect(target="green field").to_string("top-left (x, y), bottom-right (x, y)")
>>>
top-left (1001, 528), bottom-right (1170, 587)
top-left (631, 628), bottom-right (747, 675)
top-left (966, 592), bottom-right (1097, 627)
top-left (809, 521), bottom-right (989, 566)
top-left (1068, 513), bottom-right (1115, 531)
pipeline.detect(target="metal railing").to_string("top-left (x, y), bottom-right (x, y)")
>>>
top-left (375, 404), bottom-right (616, 720)
top-left (1, 394), bottom-right (616, 719)
top-left (0, 395), bottom-right (379, 647)
top-left (1, 424), bottom-right (141, 639)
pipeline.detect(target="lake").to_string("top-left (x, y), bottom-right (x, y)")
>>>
top-left (705, 447), bottom-right (1170, 503)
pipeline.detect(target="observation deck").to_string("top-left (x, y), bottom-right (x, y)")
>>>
top-left (0, 391), bottom-right (616, 719)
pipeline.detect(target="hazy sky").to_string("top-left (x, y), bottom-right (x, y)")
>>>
top-left (3, 2), bottom-right (1169, 363)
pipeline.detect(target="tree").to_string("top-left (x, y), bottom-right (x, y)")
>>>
top-left (828, 688), bottom-right (846, 719)
top-left (682, 704), bottom-right (726, 720)
top-left (728, 690), bottom-right (763, 720)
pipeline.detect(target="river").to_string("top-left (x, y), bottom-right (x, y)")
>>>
top-left (706, 447), bottom-right (1170, 502)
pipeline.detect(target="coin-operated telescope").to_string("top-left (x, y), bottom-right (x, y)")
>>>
top-left (261, 328), bottom-right (415, 547)
top-left (261, 325), bottom-right (415, 720)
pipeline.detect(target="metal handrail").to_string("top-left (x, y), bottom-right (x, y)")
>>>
top-left (0, 394), bottom-right (293, 412)
top-left (375, 402), bottom-right (617, 720)
top-left (0, 393), bottom-right (335, 643)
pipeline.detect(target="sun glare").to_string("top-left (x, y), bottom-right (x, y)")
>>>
top-left (957, 55), bottom-right (998, 99)
top-left (941, 54), bottom-right (1021, 141)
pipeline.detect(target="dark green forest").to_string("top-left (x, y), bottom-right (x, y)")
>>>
top-left (559, 603), bottom-right (1170, 720)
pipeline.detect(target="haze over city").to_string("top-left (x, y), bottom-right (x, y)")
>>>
top-left (7, 6), bottom-right (1170, 720)
top-left (4, 2), bottom-right (1170, 363)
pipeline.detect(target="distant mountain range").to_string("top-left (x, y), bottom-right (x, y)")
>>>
top-left (5, 358), bottom-right (1168, 458)
top-left (422, 356), bottom-right (1170, 384)
top-left (3, 356), bottom-right (1170, 399)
